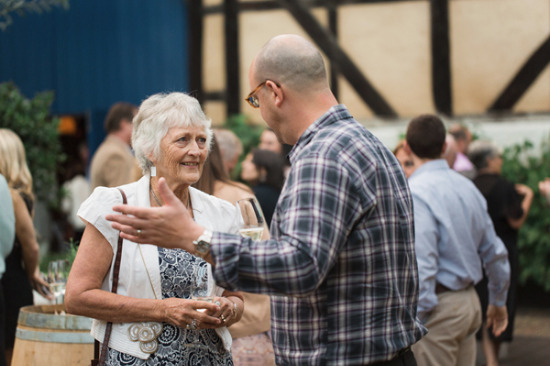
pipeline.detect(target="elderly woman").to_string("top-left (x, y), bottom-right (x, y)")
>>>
top-left (65, 92), bottom-right (244, 365)
top-left (468, 140), bottom-right (533, 366)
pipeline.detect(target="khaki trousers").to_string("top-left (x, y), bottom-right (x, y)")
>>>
top-left (412, 286), bottom-right (482, 366)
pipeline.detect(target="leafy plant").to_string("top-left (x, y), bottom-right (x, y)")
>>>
top-left (0, 0), bottom-right (69, 31)
top-left (501, 136), bottom-right (550, 291)
top-left (0, 81), bottom-right (65, 208)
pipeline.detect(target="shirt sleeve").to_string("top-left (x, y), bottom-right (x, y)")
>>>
top-left (211, 153), bottom-right (362, 296)
top-left (77, 186), bottom-right (125, 251)
top-left (478, 212), bottom-right (510, 307)
top-left (412, 195), bottom-right (440, 321)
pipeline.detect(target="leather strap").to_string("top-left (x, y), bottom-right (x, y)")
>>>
top-left (97, 188), bottom-right (127, 365)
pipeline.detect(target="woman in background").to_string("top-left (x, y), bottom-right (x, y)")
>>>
top-left (194, 136), bottom-right (275, 366)
top-left (468, 140), bottom-right (533, 366)
top-left (240, 149), bottom-right (285, 227)
top-left (392, 140), bottom-right (416, 178)
top-left (0, 129), bottom-right (51, 365)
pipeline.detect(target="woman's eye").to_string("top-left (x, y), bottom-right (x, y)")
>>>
top-left (197, 137), bottom-right (207, 145)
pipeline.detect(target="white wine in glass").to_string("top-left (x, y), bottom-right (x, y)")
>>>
top-left (236, 198), bottom-right (265, 240)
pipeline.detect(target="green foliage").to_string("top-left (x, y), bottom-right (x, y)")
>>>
top-left (0, 0), bottom-right (69, 31)
top-left (0, 81), bottom-right (65, 208)
top-left (221, 114), bottom-right (264, 179)
top-left (501, 136), bottom-right (550, 291)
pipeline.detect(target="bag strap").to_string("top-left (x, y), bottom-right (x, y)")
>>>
top-left (97, 188), bottom-right (127, 365)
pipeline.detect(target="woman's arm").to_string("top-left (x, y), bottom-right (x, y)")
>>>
top-left (65, 223), bottom-right (222, 328)
top-left (507, 184), bottom-right (533, 230)
top-left (11, 190), bottom-right (51, 298)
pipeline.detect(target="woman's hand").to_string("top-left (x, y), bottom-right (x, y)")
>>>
top-left (204, 294), bottom-right (244, 328)
top-left (161, 298), bottom-right (222, 329)
top-left (30, 267), bottom-right (54, 300)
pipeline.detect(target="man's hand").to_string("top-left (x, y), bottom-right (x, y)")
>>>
top-left (106, 177), bottom-right (205, 251)
top-left (486, 304), bottom-right (508, 337)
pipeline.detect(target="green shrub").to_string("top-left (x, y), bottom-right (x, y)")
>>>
top-left (0, 81), bottom-right (65, 209)
top-left (501, 136), bottom-right (550, 291)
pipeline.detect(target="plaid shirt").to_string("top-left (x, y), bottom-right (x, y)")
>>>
top-left (212, 105), bottom-right (426, 365)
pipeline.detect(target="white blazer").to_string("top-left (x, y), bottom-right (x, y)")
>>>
top-left (78, 174), bottom-right (241, 359)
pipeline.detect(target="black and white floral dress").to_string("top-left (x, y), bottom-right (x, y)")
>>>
top-left (105, 247), bottom-right (233, 365)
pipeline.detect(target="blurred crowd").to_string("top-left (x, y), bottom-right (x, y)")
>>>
top-left (1, 34), bottom-right (550, 366)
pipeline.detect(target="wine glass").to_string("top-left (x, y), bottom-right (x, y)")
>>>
top-left (235, 198), bottom-right (265, 240)
top-left (47, 260), bottom-right (67, 310)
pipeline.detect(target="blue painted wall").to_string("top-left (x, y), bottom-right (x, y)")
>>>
top-left (0, 0), bottom-right (190, 154)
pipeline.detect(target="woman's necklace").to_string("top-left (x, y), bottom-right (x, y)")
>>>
top-left (150, 185), bottom-right (191, 210)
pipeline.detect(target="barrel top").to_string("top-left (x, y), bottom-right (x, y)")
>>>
top-left (18, 305), bottom-right (92, 330)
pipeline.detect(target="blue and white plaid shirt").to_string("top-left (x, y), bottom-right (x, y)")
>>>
top-left (212, 105), bottom-right (426, 365)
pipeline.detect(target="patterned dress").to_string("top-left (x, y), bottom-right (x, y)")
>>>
top-left (105, 247), bottom-right (233, 365)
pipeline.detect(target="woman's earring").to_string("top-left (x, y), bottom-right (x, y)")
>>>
top-left (151, 166), bottom-right (157, 177)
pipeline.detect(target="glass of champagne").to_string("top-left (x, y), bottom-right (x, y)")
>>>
top-left (236, 197), bottom-right (265, 240)
top-left (47, 260), bottom-right (67, 310)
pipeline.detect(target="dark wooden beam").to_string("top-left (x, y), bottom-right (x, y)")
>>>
top-left (489, 35), bottom-right (550, 112)
top-left (187, 0), bottom-right (204, 104)
top-left (204, 91), bottom-right (227, 101)
top-left (276, 0), bottom-right (397, 117)
top-left (225, 0), bottom-right (241, 116)
top-left (205, 0), bottom-right (412, 15)
top-left (327, 0), bottom-right (339, 99)
top-left (430, 0), bottom-right (452, 116)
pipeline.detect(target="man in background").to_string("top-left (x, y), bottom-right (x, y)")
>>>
top-left (90, 102), bottom-right (140, 189)
top-left (404, 114), bottom-right (510, 366)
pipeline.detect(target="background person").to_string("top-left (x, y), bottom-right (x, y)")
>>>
top-left (258, 128), bottom-right (291, 177)
top-left (193, 136), bottom-right (275, 366)
top-left (240, 149), bottom-right (285, 227)
top-left (107, 34), bottom-right (426, 366)
top-left (90, 102), bottom-right (141, 190)
top-left (0, 129), bottom-right (51, 366)
top-left (65, 92), bottom-right (244, 365)
top-left (0, 173), bottom-right (15, 366)
top-left (214, 128), bottom-right (243, 176)
top-left (449, 123), bottom-right (476, 179)
top-left (539, 177), bottom-right (550, 205)
top-left (393, 140), bottom-right (416, 178)
top-left (404, 115), bottom-right (510, 366)
top-left (468, 140), bottom-right (533, 366)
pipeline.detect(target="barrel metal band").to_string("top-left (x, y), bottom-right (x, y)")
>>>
top-left (16, 328), bottom-right (95, 344)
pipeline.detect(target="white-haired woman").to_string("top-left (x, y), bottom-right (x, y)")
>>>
top-left (65, 92), bottom-right (244, 365)
top-left (0, 129), bottom-right (52, 365)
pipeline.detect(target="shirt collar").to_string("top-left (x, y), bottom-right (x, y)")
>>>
top-left (409, 159), bottom-right (450, 180)
top-left (287, 104), bottom-right (352, 164)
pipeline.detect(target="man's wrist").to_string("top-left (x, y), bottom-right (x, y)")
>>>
top-left (192, 228), bottom-right (212, 259)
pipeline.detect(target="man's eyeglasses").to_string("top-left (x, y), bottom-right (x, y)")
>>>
top-left (245, 81), bottom-right (267, 109)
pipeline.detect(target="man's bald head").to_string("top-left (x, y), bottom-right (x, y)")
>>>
top-left (253, 34), bottom-right (328, 92)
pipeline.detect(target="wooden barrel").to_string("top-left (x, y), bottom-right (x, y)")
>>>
top-left (11, 304), bottom-right (94, 366)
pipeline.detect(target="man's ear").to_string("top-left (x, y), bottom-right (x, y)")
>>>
top-left (266, 80), bottom-right (283, 107)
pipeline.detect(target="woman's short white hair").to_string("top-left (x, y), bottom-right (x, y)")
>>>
top-left (132, 92), bottom-right (213, 173)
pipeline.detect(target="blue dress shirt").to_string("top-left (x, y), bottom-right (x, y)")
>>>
top-left (408, 159), bottom-right (510, 321)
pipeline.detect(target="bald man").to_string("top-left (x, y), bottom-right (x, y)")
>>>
top-left (107, 34), bottom-right (426, 365)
